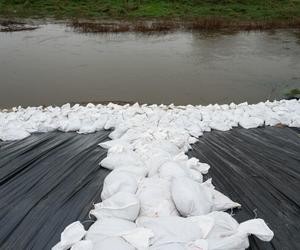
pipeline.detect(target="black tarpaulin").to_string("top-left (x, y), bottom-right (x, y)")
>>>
top-left (188, 127), bottom-right (300, 250)
top-left (0, 131), bottom-right (110, 250)
top-left (0, 127), bottom-right (299, 249)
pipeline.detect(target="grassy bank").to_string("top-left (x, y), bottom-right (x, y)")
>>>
top-left (0, 0), bottom-right (300, 22)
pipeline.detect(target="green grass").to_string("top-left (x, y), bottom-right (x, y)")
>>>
top-left (0, 0), bottom-right (300, 21)
top-left (285, 88), bottom-right (300, 98)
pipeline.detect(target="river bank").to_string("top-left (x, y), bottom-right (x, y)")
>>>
top-left (2, 18), bottom-right (300, 33)
top-left (1, 0), bottom-right (300, 30)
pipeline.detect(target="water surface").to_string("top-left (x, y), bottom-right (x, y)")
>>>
top-left (1, 24), bottom-right (300, 108)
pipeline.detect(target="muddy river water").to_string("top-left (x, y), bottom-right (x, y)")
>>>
top-left (0, 23), bottom-right (300, 108)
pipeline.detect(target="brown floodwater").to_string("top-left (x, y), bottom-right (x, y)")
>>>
top-left (0, 23), bottom-right (300, 108)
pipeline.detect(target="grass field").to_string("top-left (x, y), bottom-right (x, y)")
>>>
top-left (0, 0), bottom-right (300, 21)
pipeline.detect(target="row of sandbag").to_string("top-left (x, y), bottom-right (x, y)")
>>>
top-left (1, 99), bottom-right (300, 141)
top-left (52, 139), bottom-right (274, 250)
top-left (52, 212), bottom-right (273, 250)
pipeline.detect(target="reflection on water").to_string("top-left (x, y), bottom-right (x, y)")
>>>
top-left (0, 24), bottom-right (299, 108)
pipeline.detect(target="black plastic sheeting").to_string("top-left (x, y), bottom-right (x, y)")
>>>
top-left (188, 127), bottom-right (300, 250)
top-left (0, 127), bottom-right (299, 250)
top-left (0, 131), bottom-right (110, 250)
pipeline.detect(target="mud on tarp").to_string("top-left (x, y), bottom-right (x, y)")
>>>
top-left (0, 131), bottom-right (110, 250)
top-left (0, 127), bottom-right (299, 250)
top-left (188, 127), bottom-right (300, 250)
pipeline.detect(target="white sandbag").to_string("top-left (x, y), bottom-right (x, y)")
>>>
top-left (206, 211), bottom-right (239, 239)
top-left (114, 165), bottom-right (148, 178)
top-left (108, 124), bottom-right (129, 139)
top-left (117, 127), bottom-right (146, 143)
top-left (121, 227), bottom-right (154, 249)
top-left (207, 233), bottom-right (249, 250)
top-left (58, 117), bottom-right (81, 132)
top-left (149, 243), bottom-right (187, 250)
top-left (212, 189), bottom-right (241, 211)
top-left (136, 216), bottom-right (203, 246)
top-left (86, 218), bottom-right (136, 242)
top-left (209, 121), bottom-right (232, 131)
top-left (77, 121), bottom-right (99, 134)
top-left (152, 241), bottom-right (208, 250)
top-left (198, 163), bottom-right (210, 174)
top-left (137, 177), bottom-right (178, 217)
top-left (138, 140), bottom-right (180, 156)
top-left (187, 168), bottom-right (203, 183)
top-left (107, 144), bottom-right (130, 154)
top-left (100, 150), bottom-right (144, 170)
top-left (171, 177), bottom-right (213, 217)
top-left (92, 237), bottom-right (135, 250)
top-left (99, 139), bottom-right (133, 151)
top-left (101, 170), bottom-right (138, 200)
top-left (158, 161), bottom-right (189, 180)
top-left (239, 116), bottom-right (264, 129)
top-left (173, 152), bottom-right (189, 162)
top-left (156, 140), bottom-right (180, 155)
top-left (201, 178), bottom-right (214, 189)
top-left (169, 131), bottom-right (191, 150)
top-left (158, 161), bottom-right (203, 183)
top-left (70, 240), bottom-right (93, 250)
top-left (0, 127), bottom-right (30, 141)
top-left (207, 219), bottom-right (273, 250)
top-left (186, 215), bottom-right (215, 239)
top-left (290, 117), bottom-right (300, 127)
top-left (201, 179), bottom-right (241, 211)
top-left (238, 219), bottom-right (274, 242)
top-left (187, 240), bottom-right (209, 250)
top-left (146, 153), bottom-right (171, 177)
top-left (186, 158), bottom-right (210, 174)
top-left (91, 192), bottom-right (140, 221)
top-left (52, 221), bottom-right (86, 250)
top-left (202, 212), bottom-right (249, 250)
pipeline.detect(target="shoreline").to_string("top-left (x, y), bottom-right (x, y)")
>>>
top-left (1, 17), bottom-right (300, 32)
top-left (70, 18), bottom-right (300, 33)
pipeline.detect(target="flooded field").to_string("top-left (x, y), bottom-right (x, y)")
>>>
top-left (0, 23), bottom-right (299, 108)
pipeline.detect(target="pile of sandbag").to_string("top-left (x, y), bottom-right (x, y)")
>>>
top-left (4, 100), bottom-right (294, 249)
top-left (53, 140), bottom-right (273, 250)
